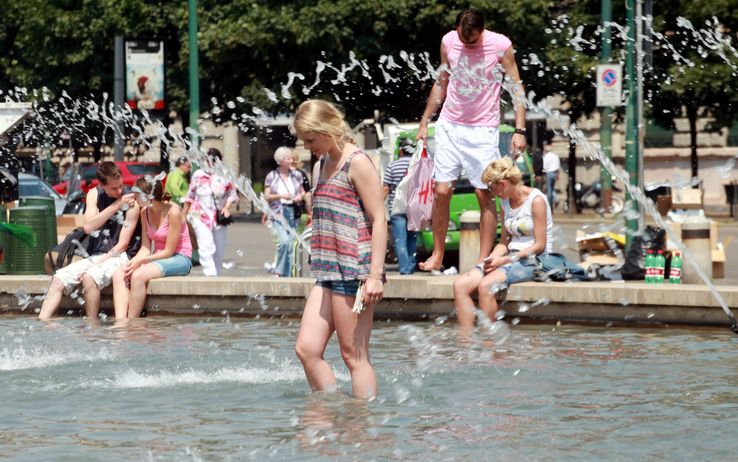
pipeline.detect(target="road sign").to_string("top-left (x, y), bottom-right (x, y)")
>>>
top-left (596, 64), bottom-right (622, 107)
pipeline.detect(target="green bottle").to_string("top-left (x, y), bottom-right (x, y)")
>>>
top-left (645, 249), bottom-right (654, 283)
top-left (669, 251), bottom-right (683, 284)
top-left (654, 250), bottom-right (666, 284)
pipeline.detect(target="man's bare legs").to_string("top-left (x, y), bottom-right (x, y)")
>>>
top-left (38, 278), bottom-right (66, 320)
top-left (419, 181), bottom-right (453, 271)
top-left (80, 273), bottom-right (102, 319)
top-left (476, 188), bottom-right (497, 263)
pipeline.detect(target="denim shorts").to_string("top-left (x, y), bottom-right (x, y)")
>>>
top-left (152, 253), bottom-right (192, 277)
top-left (316, 279), bottom-right (361, 297)
top-left (499, 257), bottom-right (538, 284)
top-left (475, 255), bottom-right (537, 285)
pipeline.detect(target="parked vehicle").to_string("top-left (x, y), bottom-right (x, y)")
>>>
top-left (384, 124), bottom-right (534, 267)
top-left (52, 161), bottom-right (165, 197)
top-left (18, 173), bottom-right (68, 216)
top-left (563, 179), bottom-right (624, 215)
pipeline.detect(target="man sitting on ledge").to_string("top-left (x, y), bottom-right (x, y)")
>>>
top-left (39, 162), bottom-right (141, 320)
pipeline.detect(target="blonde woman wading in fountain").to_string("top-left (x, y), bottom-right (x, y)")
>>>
top-left (291, 99), bottom-right (387, 399)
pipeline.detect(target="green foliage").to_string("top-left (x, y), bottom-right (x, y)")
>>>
top-left (1, 0), bottom-right (735, 143)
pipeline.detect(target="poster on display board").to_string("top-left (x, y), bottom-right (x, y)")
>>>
top-left (125, 39), bottom-right (166, 111)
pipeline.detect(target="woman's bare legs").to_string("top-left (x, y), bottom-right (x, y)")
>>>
top-left (477, 270), bottom-right (507, 323)
top-left (453, 269), bottom-right (484, 328)
top-left (127, 264), bottom-right (163, 318)
top-left (295, 285), bottom-right (337, 392)
top-left (332, 293), bottom-right (377, 399)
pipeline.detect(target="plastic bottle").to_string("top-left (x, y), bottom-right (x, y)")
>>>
top-left (645, 249), bottom-right (654, 283)
top-left (654, 250), bottom-right (666, 284)
top-left (669, 251), bottom-right (683, 284)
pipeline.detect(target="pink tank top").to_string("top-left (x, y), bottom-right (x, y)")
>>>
top-left (439, 29), bottom-right (512, 127)
top-left (145, 207), bottom-right (193, 258)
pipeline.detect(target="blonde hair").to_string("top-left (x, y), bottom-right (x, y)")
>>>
top-left (482, 157), bottom-right (522, 187)
top-left (289, 99), bottom-right (354, 145)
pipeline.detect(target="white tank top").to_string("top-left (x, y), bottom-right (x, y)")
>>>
top-left (502, 188), bottom-right (553, 254)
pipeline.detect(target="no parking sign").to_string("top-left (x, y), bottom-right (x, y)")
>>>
top-left (596, 64), bottom-right (622, 107)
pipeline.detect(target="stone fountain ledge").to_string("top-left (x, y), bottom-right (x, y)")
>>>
top-left (1, 275), bottom-right (736, 327)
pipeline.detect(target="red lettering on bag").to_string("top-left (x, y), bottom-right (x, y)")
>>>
top-left (418, 179), bottom-right (433, 205)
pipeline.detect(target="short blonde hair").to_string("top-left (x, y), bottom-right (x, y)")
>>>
top-left (482, 157), bottom-right (522, 187)
top-left (289, 99), bottom-right (353, 144)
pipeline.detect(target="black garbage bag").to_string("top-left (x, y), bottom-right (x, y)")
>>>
top-left (621, 226), bottom-right (666, 280)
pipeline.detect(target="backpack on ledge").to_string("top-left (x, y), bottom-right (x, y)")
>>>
top-left (45, 228), bottom-right (90, 275)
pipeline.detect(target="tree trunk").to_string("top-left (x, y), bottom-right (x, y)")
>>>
top-left (687, 105), bottom-right (698, 179)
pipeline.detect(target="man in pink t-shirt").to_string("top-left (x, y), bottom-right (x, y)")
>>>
top-left (417, 9), bottom-right (527, 272)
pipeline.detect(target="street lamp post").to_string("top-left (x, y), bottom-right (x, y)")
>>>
top-left (188, 0), bottom-right (200, 149)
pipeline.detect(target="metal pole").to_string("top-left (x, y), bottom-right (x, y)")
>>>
top-left (188, 0), bottom-right (200, 148)
top-left (114, 36), bottom-right (125, 161)
top-left (600, 0), bottom-right (613, 210)
top-left (636, 0), bottom-right (646, 227)
top-left (625, 0), bottom-right (640, 244)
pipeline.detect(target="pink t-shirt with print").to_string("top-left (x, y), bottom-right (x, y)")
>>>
top-left (439, 29), bottom-right (512, 127)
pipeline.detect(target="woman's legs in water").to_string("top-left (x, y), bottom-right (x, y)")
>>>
top-left (477, 269), bottom-right (508, 323)
top-left (127, 263), bottom-right (164, 318)
top-left (295, 285), bottom-right (337, 392)
top-left (453, 268), bottom-right (485, 327)
top-left (332, 292), bottom-right (377, 399)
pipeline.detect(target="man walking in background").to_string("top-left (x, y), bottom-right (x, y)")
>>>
top-left (416, 9), bottom-right (527, 271)
top-left (383, 138), bottom-right (417, 275)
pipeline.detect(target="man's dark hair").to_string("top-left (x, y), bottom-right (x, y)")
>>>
top-left (175, 156), bottom-right (189, 167)
top-left (97, 161), bottom-right (122, 185)
top-left (455, 9), bottom-right (485, 39)
top-left (398, 138), bottom-right (415, 157)
top-left (207, 148), bottom-right (222, 161)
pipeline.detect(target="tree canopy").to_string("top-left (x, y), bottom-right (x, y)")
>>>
top-left (1, 0), bottom-right (736, 139)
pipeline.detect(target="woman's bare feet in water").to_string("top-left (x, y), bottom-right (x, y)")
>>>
top-left (418, 253), bottom-right (444, 272)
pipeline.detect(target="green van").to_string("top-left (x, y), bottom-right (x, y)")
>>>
top-left (389, 124), bottom-right (534, 266)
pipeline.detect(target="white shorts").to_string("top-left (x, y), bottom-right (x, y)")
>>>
top-left (54, 253), bottom-right (130, 292)
top-left (434, 119), bottom-right (500, 189)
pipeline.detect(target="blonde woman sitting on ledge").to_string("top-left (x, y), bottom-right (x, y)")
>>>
top-left (453, 157), bottom-right (553, 327)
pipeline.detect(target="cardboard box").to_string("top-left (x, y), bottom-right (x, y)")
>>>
top-left (671, 189), bottom-right (702, 209)
top-left (665, 220), bottom-right (718, 251)
top-left (56, 214), bottom-right (85, 244)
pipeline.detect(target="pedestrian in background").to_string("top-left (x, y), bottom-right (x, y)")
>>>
top-left (542, 141), bottom-right (560, 209)
top-left (182, 148), bottom-right (238, 276)
top-left (165, 156), bottom-right (191, 206)
top-left (383, 138), bottom-right (417, 275)
top-left (291, 99), bottom-right (387, 399)
top-left (264, 146), bottom-right (307, 277)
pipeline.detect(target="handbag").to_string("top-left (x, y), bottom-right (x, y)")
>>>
top-left (406, 144), bottom-right (434, 231)
top-left (211, 187), bottom-right (234, 226)
top-left (390, 140), bottom-right (424, 217)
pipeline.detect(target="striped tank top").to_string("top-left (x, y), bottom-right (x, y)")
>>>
top-left (311, 151), bottom-right (373, 281)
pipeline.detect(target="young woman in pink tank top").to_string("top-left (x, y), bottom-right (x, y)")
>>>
top-left (112, 177), bottom-right (192, 318)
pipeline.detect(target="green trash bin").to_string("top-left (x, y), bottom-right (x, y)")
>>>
top-left (7, 206), bottom-right (48, 275)
top-left (19, 196), bottom-right (57, 250)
